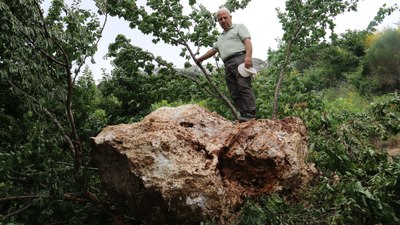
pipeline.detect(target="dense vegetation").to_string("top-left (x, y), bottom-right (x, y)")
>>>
top-left (1, 0), bottom-right (399, 224)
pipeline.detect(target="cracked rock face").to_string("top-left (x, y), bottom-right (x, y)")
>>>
top-left (91, 104), bottom-right (317, 224)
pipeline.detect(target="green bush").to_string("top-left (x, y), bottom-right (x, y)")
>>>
top-left (323, 84), bottom-right (371, 114)
top-left (364, 28), bottom-right (400, 94)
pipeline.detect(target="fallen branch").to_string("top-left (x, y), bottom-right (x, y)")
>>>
top-left (3, 204), bottom-right (32, 220)
top-left (0, 195), bottom-right (41, 202)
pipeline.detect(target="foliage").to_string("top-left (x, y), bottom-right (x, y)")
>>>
top-left (292, 30), bottom-right (378, 96)
top-left (0, 0), bottom-right (115, 224)
top-left (365, 32), bottom-right (382, 49)
top-left (73, 67), bottom-right (108, 138)
top-left (237, 90), bottom-right (400, 225)
top-left (239, 18), bottom-right (400, 223)
top-left (366, 3), bottom-right (399, 32)
top-left (239, 24), bottom-right (400, 221)
top-left (364, 28), bottom-right (400, 94)
top-left (237, 194), bottom-right (329, 225)
top-left (337, 30), bottom-right (369, 57)
top-left (1, 0), bottom-right (400, 224)
top-left (323, 84), bottom-right (371, 114)
top-left (297, 45), bottom-right (359, 91)
top-left (372, 92), bottom-right (400, 134)
top-left (271, 0), bottom-right (397, 117)
top-left (270, 0), bottom-right (360, 117)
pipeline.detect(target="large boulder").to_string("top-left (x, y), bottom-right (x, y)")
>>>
top-left (91, 104), bottom-right (317, 224)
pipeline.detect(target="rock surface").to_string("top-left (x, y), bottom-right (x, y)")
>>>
top-left (91, 104), bottom-right (317, 224)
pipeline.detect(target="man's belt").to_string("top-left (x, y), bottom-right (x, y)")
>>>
top-left (223, 51), bottom-right (246, 63)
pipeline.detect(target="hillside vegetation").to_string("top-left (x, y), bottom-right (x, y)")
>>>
top-left (1, 0), bottom-right (399, 224)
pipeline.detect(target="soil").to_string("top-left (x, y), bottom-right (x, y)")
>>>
top-left (387, 148), bottom-right (400, 156)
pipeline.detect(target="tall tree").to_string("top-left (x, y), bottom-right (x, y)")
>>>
top-left (1, 0), bottom-right (104, 180)
top-left (271, 0), bottom-right (358, 118)
top-left (0, 1), bottom-right (126, 224)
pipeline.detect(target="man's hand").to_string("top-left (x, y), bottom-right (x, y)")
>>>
top-left (195, 58), bottom-right (203, 66)
top-left (195, 49), bottom-right (217, 67)
top-left (244, 57), bottom-right (253, 68)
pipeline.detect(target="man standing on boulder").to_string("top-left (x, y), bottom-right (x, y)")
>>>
top-left (196, 7), bottom-right (256, 123)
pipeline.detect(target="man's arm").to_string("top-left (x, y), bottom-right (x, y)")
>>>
top-left (243, 38), bottom-right (253, 68)
top-left (195, 49), bottom-right (217, 66)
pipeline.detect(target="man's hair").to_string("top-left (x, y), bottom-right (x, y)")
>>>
top-left (215, 7), bottom-right (230, 21)
top-left (216, 7), bottom-right (230, 16)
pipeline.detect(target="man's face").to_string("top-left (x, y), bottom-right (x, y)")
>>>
top-left (217, 11), bottom-right (232, 31)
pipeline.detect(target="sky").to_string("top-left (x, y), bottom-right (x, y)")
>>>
top-left (43, 0), bottom-right (400, 82)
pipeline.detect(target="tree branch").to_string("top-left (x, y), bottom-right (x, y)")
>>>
top-left (181, 39), bottom-right (240, 120)
top-left (0, 195), bottom-right (41, 202)
top-left (175, 70), bottom-right (220, 98)
top-left (56, 161), bottom-right (99, 171)
top-left (3, 204), bottom-right (32, 220)
top-left (272, 24), bottom-right (303, 119)
top-left (32, 1), bottom-right (79, 162)
top-left (272, 1), bottom-right (317, 119)
top-left (4, 2), bottom-right (66, 67)
top-left (174, 24), bottom-right (239, 119)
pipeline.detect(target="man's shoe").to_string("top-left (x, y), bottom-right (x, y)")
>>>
top-left (239, 117), bottom-right (253, 123)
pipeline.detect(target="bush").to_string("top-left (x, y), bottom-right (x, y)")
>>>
top-left (364, 28), bottom-right (400, 94)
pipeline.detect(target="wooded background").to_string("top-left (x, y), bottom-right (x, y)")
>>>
top-left (1, 0), bottom-right (399, 224)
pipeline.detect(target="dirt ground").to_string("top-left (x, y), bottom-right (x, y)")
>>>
top-left (372, 134), bottom-right (400, 157)
top-left (387, 148), bottom-right (400, 156)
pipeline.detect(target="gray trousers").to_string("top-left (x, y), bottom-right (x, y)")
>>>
top-left (224, 54), bottom-right (256, 118)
